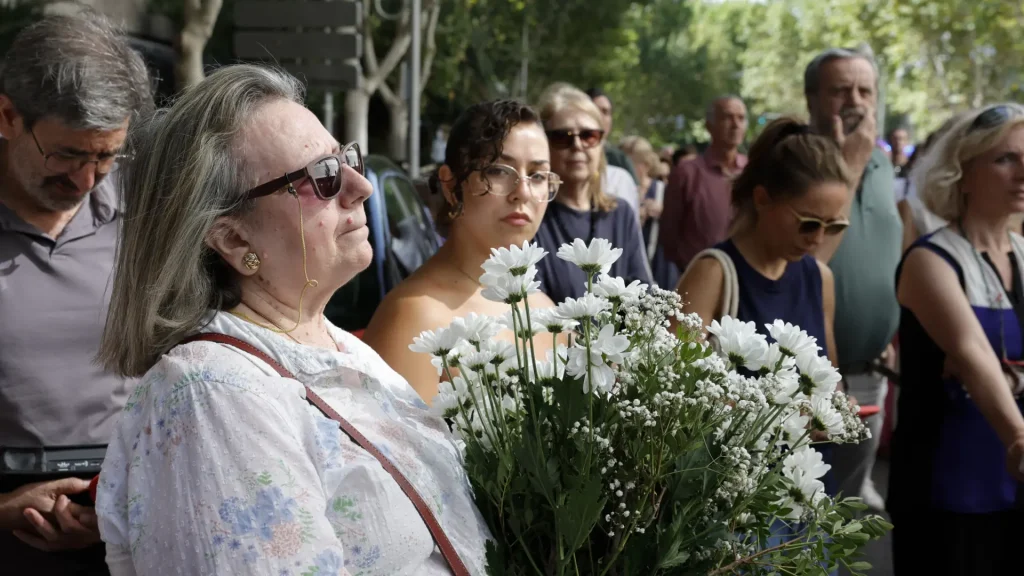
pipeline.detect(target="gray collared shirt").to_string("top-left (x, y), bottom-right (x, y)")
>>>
top-left (0, 175), bottom-right (130, 448)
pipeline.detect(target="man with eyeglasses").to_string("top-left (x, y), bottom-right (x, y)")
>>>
top-left (0, 12), bottom-right (152, 573)
top-left (803, 45), bottom-right (902, 513)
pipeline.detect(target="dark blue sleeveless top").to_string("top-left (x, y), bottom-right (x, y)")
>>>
top-left (890, 228), bottom-right (1024, 515)
top-left (717, 240), bottom-right (828, 358)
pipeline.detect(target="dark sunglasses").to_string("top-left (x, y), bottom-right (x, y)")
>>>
top-left (243, 142), bottom-right (363, 201)
top-left (969, 105), bottom-right (1018, 133)
top-left (789, 207), bottom-right (849, 236)
top-left (545, 129), bottom-right (605, 150)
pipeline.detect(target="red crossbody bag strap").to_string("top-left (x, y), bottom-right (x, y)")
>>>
top-left (179, 333), bottom-right (471, 576)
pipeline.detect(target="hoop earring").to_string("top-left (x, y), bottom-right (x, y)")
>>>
top-left (447, 201), bottom-right (464, 220)
top-left (243, 252), bottom-right (261, 271)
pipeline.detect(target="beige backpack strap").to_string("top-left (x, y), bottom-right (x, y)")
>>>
top-left (682, 248), bottom-right (739, 319)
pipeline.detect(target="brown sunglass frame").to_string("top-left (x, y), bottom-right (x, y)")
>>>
top-left (243, 142), bottom-right (363, 201)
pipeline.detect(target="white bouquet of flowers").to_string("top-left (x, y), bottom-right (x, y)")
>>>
top-left (412, 239), bottom-right (891, 576)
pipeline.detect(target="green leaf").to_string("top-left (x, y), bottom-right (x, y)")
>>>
top-left (847, 561), bottom-right (873, 571)
top-left (555, 475), bottom-right (607, 552)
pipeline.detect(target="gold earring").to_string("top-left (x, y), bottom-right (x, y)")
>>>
top-left (243, 252), bottom-right (261, 271)
top-left (447, 201), bottom-right (464, 220)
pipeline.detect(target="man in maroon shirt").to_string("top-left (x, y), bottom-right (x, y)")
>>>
top-left (660, 96), bottom-right (748, 271)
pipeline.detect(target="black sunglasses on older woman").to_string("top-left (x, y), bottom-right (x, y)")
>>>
top-left (243, 142), bottom-right (364, 201)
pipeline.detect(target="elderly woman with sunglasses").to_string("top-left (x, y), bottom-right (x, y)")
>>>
top-left (532, 83), bottom-right (653, 303)
top-left (677, 118), bottom-right (851, 369)
top-left (94, 65), bottom-right (491, 575)
top-left (364, 100), bottom-right (563, 403)
top-left (888, 103), bottom-right (1024, 575)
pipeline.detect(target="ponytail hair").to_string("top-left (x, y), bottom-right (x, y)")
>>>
top-left (730, 117), bottom-right (852, 234)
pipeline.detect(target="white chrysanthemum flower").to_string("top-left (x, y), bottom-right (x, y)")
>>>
top-left (481, 268), bottom-right (541, 303)
top-left (780, 411), bottom-right (810, 446)
top-left (565, 347), bottom-right (616, 394)
top-left (482, 241), bottom-right (547, 277)
top-left (592, 324), bottom-right (630, 364)
top-left (556, 238), bottom-right (623, 276)
top-left (429, 341), bottom-right (473, 375)
top-left (450, 312), bottom-right (501, 345)
top-left (795, 353), bottom-right (842, 399)
top-left (530, 308), bottom-right (579, 334)
top-left (497, 310), bottom-right (545, 339)
top-left (765, 320), bottom-right (821, 359)
top-left (461, 349), bottom-right (497, 371)
top-left (554, 293), bottom-right (611, 321)
top-left (707, 316), bottom-right (769, 370)
top-left (429, 376), bottom-right (469, 418)
top-left (592, 274), bottom-right (647, 303)
top-left (809, 395), bottom-right (845, 437)
top-left (749, 342), bottom-right (797, 374)
top-left (765, 367), bottom-right (801, 405)
top-left (409, 325), bottom-right (464, 356)
top-left (784, 446), bottom-right (831, 481)
top-left (776, 446), bottom-right (830, 519)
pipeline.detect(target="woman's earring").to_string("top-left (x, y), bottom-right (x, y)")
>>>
top-left (447, 201), bottom-right (464, 220)
top-left (243, 252), bottom-right (261, 271)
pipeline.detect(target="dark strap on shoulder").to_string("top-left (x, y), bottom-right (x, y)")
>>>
top-left (179, 333), bottom-right (470, 576)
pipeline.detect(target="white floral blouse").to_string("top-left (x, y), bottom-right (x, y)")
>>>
top-left (96, 312), bottom-right (491, 575)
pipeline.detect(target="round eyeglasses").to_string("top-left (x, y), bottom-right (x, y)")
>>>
top-left (479, 164), bottom-right (561, 202)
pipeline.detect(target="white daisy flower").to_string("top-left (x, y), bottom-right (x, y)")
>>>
top-left (450, 312), bottom-right (501, 345)
top-left (554, 293), bottom-right (611, 321)
top-left (707, 316), bottom-right (769, 370)
top-left (481, 268), bottom-right (541, 303)
top-left (592, 323), bottom-right (630, 364)
top-left (529, 308), bottom-right (579, 334)
top-left (482, 241), bottom-right (547, 277)
top-left (809, 394), bottom-right (845, 437)
top-left (556, 238), bottom-right (623, 276)
top-left (565, 346), bottom-right (616, 394)
top-left (795, 353), bottom-right (842, 399)
top-left (765, 320), bottom-right (821, 359)
top-left (592, 274), bottom-right (647, 303)
top-left (409, 325), bottom-right (464, 356)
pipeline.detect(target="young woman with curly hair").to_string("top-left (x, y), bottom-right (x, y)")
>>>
top-left (363, 100), bottom-right (562, 402)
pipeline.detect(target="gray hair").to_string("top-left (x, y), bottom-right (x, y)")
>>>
top-left (99, 64), bottom-right (305, 378)
top-left (803, 44), bottom-right (879, 98)
top-left (705, 94), bottom-right (744, 123)
top-left (1, 10), bottom-right (153, 130)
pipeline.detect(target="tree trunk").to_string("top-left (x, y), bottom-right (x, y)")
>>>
top-left (387, 101), bottom-right (409, 163)
top-left (345, 88), bottom-right (372, 152)
top-left (176, 0), bottom-right (223, 90)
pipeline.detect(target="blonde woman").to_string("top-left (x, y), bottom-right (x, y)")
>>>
top-left (533, 83), bottom-right (652, 303)
top-left (889, 103), bottom-right (1024, 575)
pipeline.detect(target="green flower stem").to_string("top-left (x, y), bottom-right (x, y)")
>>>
top-left (522, 298), bottom-right (542, 387)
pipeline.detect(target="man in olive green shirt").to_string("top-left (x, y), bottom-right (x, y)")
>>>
top-left (806, 46), bottom-right (902, 511)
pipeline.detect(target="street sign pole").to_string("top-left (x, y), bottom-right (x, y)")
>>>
top-left (409, 0), bottom-right (421, 178)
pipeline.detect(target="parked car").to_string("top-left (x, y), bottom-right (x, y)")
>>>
top-left (325, 155), bottom-right (439, 335)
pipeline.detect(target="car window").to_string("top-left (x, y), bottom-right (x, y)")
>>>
top-left (382, 174), bottom-right (438, 275)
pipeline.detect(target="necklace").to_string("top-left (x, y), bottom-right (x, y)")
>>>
top-left (453, 264), bottom-right (483, 287)
top-left (229, 309), bottom-right (341, 352)
top-left (956, 222), bottom-right (1024, 396)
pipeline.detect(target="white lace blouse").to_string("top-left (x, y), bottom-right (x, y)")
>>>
top-left (96, 312), bottom-right (491, 575)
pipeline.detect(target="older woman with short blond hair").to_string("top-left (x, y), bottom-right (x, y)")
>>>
top-left (532, 83), bottom-right (652, 302)
top-left (889, 103), bottom-right (1024, 575)
top-left (95, 64), bottom-right (490, 575)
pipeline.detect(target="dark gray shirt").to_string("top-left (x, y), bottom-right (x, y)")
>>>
top-left (534, 201), bottom-right (653, 303)
top-left (0, 176), bottom-right (130, 448)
